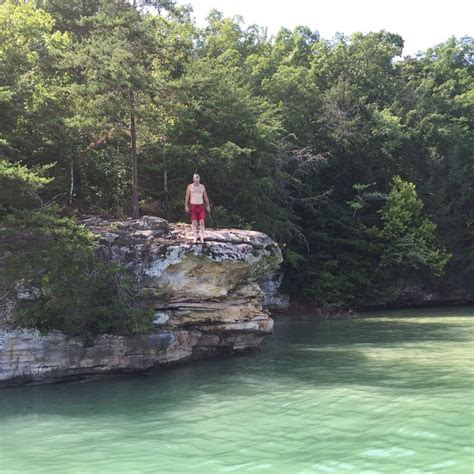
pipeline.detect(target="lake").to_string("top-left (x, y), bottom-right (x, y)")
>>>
top-left (0, 306), bottom-right (473, 473)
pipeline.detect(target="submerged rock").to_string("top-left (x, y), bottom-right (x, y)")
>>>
top-left (0, 216), bottom-right (283, 386)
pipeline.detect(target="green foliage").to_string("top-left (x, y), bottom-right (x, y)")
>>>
top-left (0, 0), bottom-right (72, 198)
top-left (1, 0), bottom-right (472, 311)
top-left (375, 176), bottom-right (451, 276)
top-left (282, 174), bottom-right (451, 306)
top-left (0, 160), bottom-right (53, 213)
top-left (1, 207), bottom-right (154, 340)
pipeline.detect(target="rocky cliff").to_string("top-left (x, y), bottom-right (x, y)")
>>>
top-left (0, 216), bottom-right (284, 386)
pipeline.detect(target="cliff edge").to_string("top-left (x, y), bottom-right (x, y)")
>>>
top-left (0, 216), bottom-right (284, 386)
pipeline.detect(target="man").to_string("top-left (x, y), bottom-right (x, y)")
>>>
top-left (185, 173), bottom-right (210, 243)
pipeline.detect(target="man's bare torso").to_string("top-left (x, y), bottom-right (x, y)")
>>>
top-left (188, 183), bottom-right (206, 204)
top-left (188, 183), bottom-right (205, 204)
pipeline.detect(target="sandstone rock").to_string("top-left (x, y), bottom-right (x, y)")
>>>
top-left (0, 216), bottom-right (284, 386)
top-left (99, 232), bottom-right (119, 243)
top-left (152, 312), bottom-right (170, 325)
top-left (260, 271), bottom-right (290, 309)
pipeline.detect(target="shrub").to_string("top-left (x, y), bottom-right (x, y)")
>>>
top-left (1, 207), bottom-right (154, 341)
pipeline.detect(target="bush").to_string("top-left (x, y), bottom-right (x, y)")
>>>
top-left (0, 207), bottom-right (154, 341)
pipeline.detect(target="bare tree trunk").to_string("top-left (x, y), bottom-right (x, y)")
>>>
top-left (69, 154), bottom-right (75, 206)
top-left (164, 168), bottom-right (168, 208)
top-left (130, 91), bottom-right (139, 219)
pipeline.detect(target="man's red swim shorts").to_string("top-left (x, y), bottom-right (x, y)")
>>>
top-left (189, 203), bottom-right (206, 221)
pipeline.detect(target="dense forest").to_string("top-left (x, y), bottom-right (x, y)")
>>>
top-left (1, 0), bottom-right (472, 330)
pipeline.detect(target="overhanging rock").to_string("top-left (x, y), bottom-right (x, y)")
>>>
top-left (0, 216), bottom-right (284, 386)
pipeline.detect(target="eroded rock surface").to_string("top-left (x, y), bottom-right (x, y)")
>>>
top-left (0, 216), bottom-right (284, 386)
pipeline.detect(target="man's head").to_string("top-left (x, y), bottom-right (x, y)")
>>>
top-left (193, 173), bottom-right (200, 184)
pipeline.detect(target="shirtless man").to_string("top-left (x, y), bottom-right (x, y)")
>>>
top-left (185, 174), bottom-right (210, 243)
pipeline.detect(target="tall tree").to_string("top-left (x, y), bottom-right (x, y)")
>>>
top-left (64, 0), bottom-right (173, 217)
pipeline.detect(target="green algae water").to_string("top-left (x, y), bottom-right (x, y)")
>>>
top-left (0, 306), bottom-right (473, 473)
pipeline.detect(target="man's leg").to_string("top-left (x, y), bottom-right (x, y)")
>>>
top-left (191, 220), bottom-right (198, 243)
top-left (199, 219), bottom-right (205, 242)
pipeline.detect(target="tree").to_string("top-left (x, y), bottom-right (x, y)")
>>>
top-left (373, 176), bottom-right (451, 280)
top-left (0, 160), bottom-right (52, 214)
top-left (63, 0), bottom-right (174, 217)
top-left (0, 0), bottom-right (71, 195)
top-left (1, 2), bottom-right (471, 308)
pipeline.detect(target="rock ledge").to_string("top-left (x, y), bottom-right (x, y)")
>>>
top-left (0, 216), bottom-right (284, 386)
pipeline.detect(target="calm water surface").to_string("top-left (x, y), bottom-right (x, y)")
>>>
top-left (0, 306), bottom-right (473, 473)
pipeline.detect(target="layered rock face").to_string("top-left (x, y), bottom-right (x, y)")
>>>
top-left (0, 216), bottom-right (284, 386)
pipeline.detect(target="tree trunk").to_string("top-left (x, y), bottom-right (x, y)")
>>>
top-left (69, 153), bottom-right (81, 206)
top-left (69, 154), bottom-right (75, 206)
top-left (130, 92), bottom-right (139, 219)
top-left (164, 168), bottom-right (168, 208)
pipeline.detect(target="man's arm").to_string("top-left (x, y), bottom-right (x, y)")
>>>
top-left (203, 186), bottom-right (210, 212)
top-left (185, 185), bottom-right (190, 212)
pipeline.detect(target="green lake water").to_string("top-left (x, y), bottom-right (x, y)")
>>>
top-left (0, 306), bottom-right (473, 473)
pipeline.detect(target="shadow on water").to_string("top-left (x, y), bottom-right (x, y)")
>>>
top-left (0, 309), bottom-right (472, 420)
top-left (274, 314), bottom-right (473, 346)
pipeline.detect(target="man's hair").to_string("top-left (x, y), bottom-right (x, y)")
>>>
top-left (193, 173), bottom-right (200, 179)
